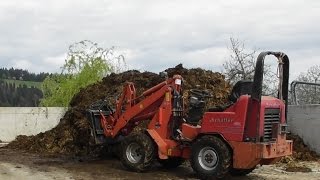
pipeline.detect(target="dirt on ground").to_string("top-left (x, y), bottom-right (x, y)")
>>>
top-left (7, 64), bottom-right (231, 156)
top-left (0, 148), bottom-right (320, 180)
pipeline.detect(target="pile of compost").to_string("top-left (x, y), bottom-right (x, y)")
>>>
top-left (281, 134), bottom-right (319, 170)
top-left (7, 64), bottom-right (231, 155)
top-left (288, 134), bottom-right (319, 161)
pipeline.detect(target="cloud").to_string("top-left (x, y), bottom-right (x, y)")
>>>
top-left (43, 54), bottom-right (66, 67)
top-left (11, 60), bottom-right (32, 70)
top-left (0, 0), bottom-right (319, 80)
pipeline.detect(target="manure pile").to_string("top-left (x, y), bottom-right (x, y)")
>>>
top-left (287, 134), bottom-right (319, 161)
top-left (7, 64), bottom-right (231, 155)
top-left (281, 134), bottom-right (319, 172)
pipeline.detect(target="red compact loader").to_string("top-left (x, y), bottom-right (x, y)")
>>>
top-left (87, 51), bottom-right (292, 179)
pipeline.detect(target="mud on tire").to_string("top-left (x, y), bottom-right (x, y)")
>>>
top-left (190, 135), bottom-right (231, 179)
top-left (120, 133), bottom-right (155, 172)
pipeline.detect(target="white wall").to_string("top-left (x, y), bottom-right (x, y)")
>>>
top-left (287, 105), bottom-right (320, 154)
top-left (0, 107), bottom-right (67, 142)
top-left (0, 106), bottom-right (319, 154)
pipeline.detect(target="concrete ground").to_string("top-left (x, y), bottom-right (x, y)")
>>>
top-left (0, 148), bottom-right (319, 180)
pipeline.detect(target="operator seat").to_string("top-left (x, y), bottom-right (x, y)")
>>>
top-left (208, 80), bottom-right (253, 112)
top-left (229, 80), bottom-right (253, 103)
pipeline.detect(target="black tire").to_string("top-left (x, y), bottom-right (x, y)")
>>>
top-left (229, 167), bottom-right (255, 176)
top-left (158, 157), bottom-right (185, 169)
top-left (190, 136), bottom-right (231, 179)
top-left (120, 133), bottom-right (155, 172)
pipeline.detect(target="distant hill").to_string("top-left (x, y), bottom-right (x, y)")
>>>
top-left (3, 79), bottom-right (42, 89)
top-left (0, 67), bottom-right (49, 82)
top-left (0, 68), bottom-right (50, 107)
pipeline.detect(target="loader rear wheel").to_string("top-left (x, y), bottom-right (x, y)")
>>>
top-left (158, 157), bottom-right (185, 169)
top-left (229, 167), bottom-right (255, 176)
top-left (120, 133), bottom-right (155, 172)
top-left (190, 136), bottom-right (231, 179)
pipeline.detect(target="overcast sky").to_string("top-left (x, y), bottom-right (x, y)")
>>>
top-left (0, 0), bottom-right (319, 79)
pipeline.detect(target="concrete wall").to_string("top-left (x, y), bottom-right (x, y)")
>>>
top-left (0, 107), bottom-right (67, 142)
top-left (287, 105), bottom-right (320, 154)
top-left (0, 106), bottom-right (319, 154)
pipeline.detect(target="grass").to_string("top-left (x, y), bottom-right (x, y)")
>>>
top-left (1, 79), bottom-right (42, 89)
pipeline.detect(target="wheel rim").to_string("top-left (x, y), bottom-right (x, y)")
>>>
top-left (126, 142), bottom-right (142, 164)
top-left (198, 147), bottom-right (219, 171)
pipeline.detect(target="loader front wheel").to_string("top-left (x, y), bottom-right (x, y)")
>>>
top-left (190, 136), bottom-right (231, 179)
top-left (120, 133), bottom-right (155, 172)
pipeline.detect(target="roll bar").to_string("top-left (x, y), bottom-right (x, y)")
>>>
top-left (251, 51), bottom-right (290, 117)
top-left (245, 51), bottom-right (290, 142)
top-left (252, 52), bottom-right (289, 101)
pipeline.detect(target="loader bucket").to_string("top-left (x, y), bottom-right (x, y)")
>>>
top-left (87, 109), bottom-right (109, 144)
top-left (86, 100), bottom-right (114, 144)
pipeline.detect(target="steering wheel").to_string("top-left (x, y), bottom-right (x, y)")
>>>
top-left (189, 89), bottom-right (212, 98)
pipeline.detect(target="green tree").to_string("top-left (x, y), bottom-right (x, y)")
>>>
top-left (40, 40), bottom-right (125, 107)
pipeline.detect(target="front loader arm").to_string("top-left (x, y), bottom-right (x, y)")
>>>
top-left (114, 82), bottom-right (136, 120)
top-left (101, 75), bottom-right (182, 138)
top-left (108, 85), bottom-right (172, 137)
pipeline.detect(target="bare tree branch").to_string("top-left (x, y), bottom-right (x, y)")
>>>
top-left (294, 65), bottom-right (320, 104)
top-left (223, 37), bottom-right (277, 96)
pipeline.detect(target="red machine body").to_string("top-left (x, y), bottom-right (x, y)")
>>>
top-left (181, 95), bottom-right (292, 168)
top-left (87, 51), bottom-right (293, 178)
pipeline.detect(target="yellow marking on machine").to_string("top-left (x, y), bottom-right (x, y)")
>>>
top-left (165, 92), bottom-right (170, 102)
